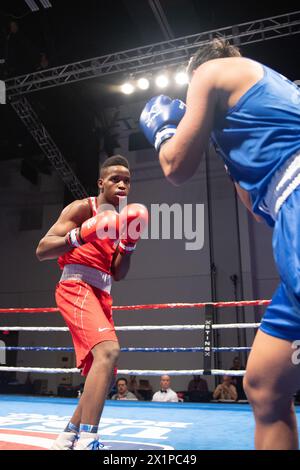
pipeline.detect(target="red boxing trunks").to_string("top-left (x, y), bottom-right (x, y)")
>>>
top-left (55, 279), bottom-right (118, 376)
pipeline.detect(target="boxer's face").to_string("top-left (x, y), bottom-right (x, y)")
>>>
top-left (98, 165), bottom-right (131, 207)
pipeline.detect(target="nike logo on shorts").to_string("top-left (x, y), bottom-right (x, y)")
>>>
top-left (98, 327), bottom-right (111, 332)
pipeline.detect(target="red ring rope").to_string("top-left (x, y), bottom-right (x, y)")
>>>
top-left (0, 299), bottom-right (271, 313)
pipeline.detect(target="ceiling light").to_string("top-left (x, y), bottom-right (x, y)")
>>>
top-left (155, 74), bottom-right (169, 88)
top-left (175, 71), bottom-right (189, 85)
top-left (137, 78), bottom-right (150, 90)
top-left (121, 82), bottom-right (135, 95)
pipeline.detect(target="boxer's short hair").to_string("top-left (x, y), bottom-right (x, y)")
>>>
top-left (100, 155), bottom-right (130, 177)
top-left (186, 38), bottom-right (241, 76)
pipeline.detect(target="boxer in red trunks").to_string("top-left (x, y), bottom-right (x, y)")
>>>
top-left (36, 155), bottom-right (148, 450)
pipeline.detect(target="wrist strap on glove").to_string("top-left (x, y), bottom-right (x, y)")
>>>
top-left (65, 228), bottom-right (84, 248)
top-left (118, 241), bottom-right (136, 254)
top-left (154, 127), bottom-right (176, 152)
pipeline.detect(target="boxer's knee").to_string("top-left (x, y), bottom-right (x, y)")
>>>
top-left (244, 374), bottom-right (293, 423)
top-left (92, 341), bottom-right (120, 366)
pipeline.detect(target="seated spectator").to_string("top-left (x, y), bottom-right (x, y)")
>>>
top-left (188, 375), bottom-right (208, 392)
top-left (213, 375), bottom-right (238, 401)
top-left (137, 379), bottom-right (153, 401)
top-left (128, 375), bottom-right (144, 401)
top-left (230, 356), bottom-right (247, 400)
top-left (152, 375), bottom-right (178, 403)
top-left (111, 377), bottom-right (138, 400)
top-left (187, 375), bottom-right (211, 402)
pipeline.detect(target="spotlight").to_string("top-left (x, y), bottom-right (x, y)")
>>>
top-left (155, 74), bottom-right (169, 88)
top-left (121, 82), bottom-right (135, 95)
top-left (137, 77), bottom-right (150, 90)
top-left (175, 71), bottom-right (189, 85)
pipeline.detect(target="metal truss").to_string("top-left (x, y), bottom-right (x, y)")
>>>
top-left (6, 11), bottom-right (300, 198)
top-left (10, 96), bottom-right (88, 199)
top-left (6, 10), bottom-right (300, 97)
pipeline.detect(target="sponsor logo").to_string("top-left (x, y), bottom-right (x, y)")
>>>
top-left (0, 429), bottom-right (173, 450)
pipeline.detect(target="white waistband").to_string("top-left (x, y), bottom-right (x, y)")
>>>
top-left (259, 151), bottom-right (300, 221)
top-left (60, 264), bottom-right (112, 294)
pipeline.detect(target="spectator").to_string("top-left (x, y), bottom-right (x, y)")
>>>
top-left (213, 375), bottom-right (238, 401)
top-left (111, 377), bottom-right (138, 401)
top-left (137, 379), bottom-right (153, 401)
top-left (188, 375), bottom-right (208, 392)
top-left (152, 375), bottom-right (178, 403)
top-left (230, 356), bottom-right (246, 400)
top-left (187, 374), bottom-right (210, 402)
top-left (128, 375), bottom-right (144, 401)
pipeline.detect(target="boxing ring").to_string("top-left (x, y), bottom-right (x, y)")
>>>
top-left (0, 300), bottom-right (300, 450)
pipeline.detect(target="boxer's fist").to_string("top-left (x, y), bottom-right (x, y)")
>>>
top-left (65, 210), bottom-right (119, 248)
top-left (139, 95), bottom-right (186, 151)
top-left (118, 204), bottom-right (148, 254)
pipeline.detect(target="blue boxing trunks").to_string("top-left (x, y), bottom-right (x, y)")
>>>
top-left (260, 162), bottom-right (300, 340)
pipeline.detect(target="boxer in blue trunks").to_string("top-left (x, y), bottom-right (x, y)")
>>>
top-left (140, 38), bottom-right (300, 449)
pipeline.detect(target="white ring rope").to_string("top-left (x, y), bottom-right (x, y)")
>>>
top-left (0, 323), bottom-right (261, 332)
top-left (0, 366), bottom-right (245, 376)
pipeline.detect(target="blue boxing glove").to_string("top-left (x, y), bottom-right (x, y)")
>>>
top-left (139, 95), bottom-right (186, 152)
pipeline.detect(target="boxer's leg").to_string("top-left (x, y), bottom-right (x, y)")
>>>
top-left (244, 329), bottom-right (300, 449)
top-left (244, 188), bottom-right (300, 449)
top-left (78, 340), bottom-right (119, 426)
top-left (52, 281), bottom-right (118, 450)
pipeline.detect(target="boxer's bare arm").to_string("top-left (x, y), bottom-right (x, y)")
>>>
top-left (110, 248), bottom-right (132, 281)
top-left (36, 199), bottom-right (91, 261)
top-left (234, 183), bottom-right (263, 222)
top-left (159, 61), bottom-right (218, 185)
top-left (158, 58), bottom-right (264, 186)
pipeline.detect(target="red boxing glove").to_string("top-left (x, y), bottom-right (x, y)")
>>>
top-left (65, 210), bottom-right (119, 248)
top-left (119, 203), bottom-right (148, 254)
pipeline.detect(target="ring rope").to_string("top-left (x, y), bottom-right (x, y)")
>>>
top-left (0, 346), bottom-right (251, 352)
top-left (0, 300), bottom-right (260, 376)
top-left (0, 366), bottom-right (245, 376)
top-left (0, 323), bottom-right (260, 332)
top-left (0, 299), bottom-right (270, 314)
